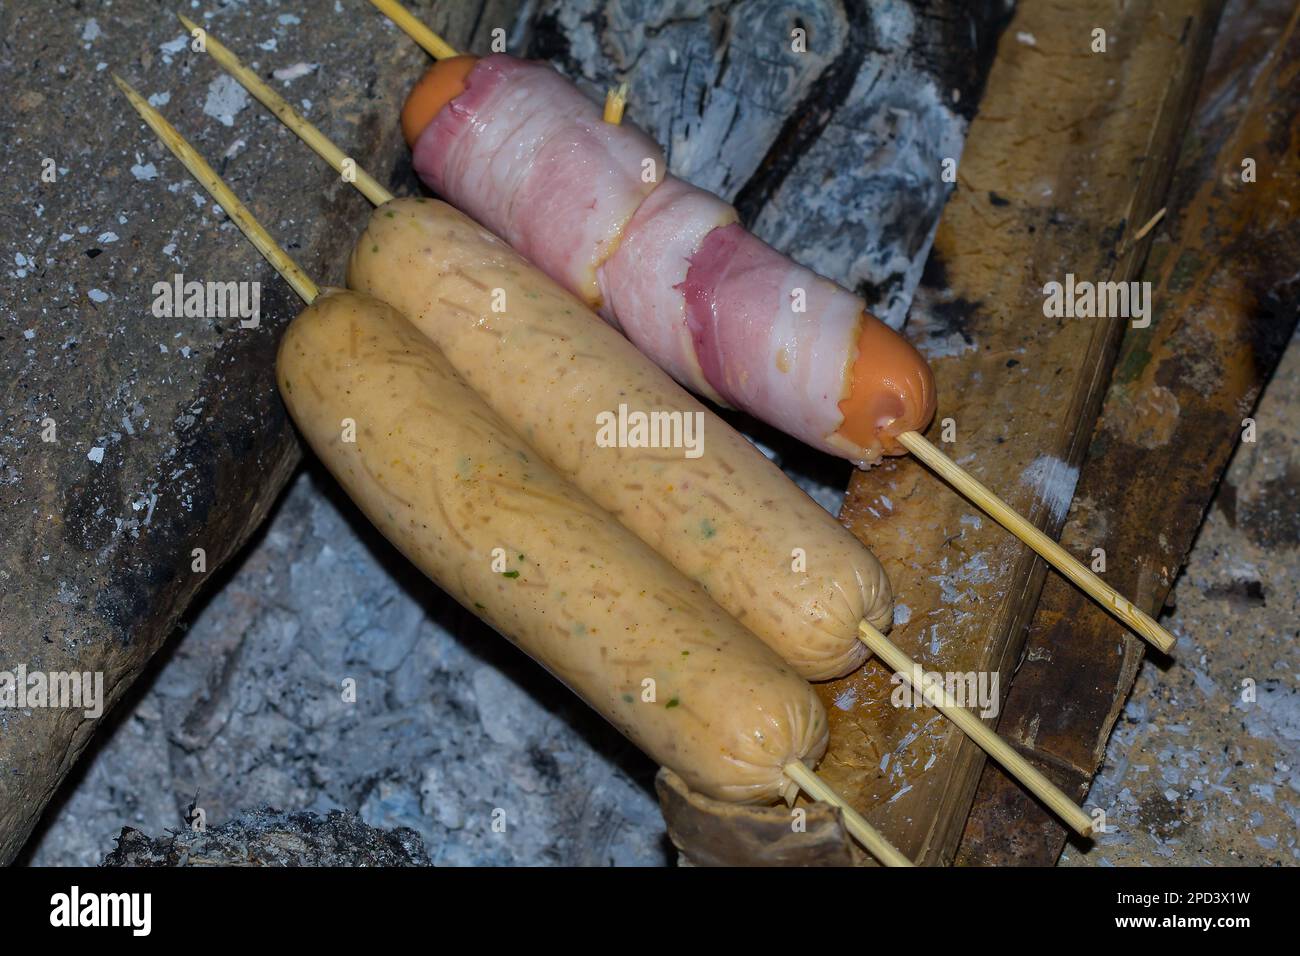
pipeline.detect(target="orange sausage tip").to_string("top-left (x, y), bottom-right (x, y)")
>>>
top-left (401, 55), bottom-right (479, 147)
top-left (836, 314), bottom-right (937, 458)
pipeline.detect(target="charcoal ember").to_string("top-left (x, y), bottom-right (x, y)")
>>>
top-left (101, 809), bottom-right (430, 867)
top-left (524, 0), bottom-right (1012, 328)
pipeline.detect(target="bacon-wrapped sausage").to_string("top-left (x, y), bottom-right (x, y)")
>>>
top-left (402, 53), bottom-right (936, 467)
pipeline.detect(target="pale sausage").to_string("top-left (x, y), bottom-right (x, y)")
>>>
top-left (347, 199), bottom-right (894, 680)
top-left (276, 288), bottom-right (829, 803)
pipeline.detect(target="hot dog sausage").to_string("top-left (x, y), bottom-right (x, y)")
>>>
top-left (347, 198), bottom-right (893, 680)
top-left (276, 288), bottom-right (828, 803)
top-left (401, 53), bottom-right (936, 465)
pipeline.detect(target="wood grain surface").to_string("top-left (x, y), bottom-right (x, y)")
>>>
top-left (822, 0), bottom-right (1225, 866)
top-left (956, 0), bottom-right (1300, 865)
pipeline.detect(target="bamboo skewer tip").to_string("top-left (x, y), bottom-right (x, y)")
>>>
top-left (897, 430), bottom-right (1176, 655)
top-left (112, 73), bottom-right (318, 305)
top-left (603, 82), bottom-right (629, 125)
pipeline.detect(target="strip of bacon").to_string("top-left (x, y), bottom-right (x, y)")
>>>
top-left (406, 54), bottom-right (935, 465)
top-left (411, 54), bottom-right (664, 306)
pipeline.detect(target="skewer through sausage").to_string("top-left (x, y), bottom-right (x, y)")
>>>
top-left (401, 53), bottom-right (937, 467)
top-left (348, 198), bottom-right (894, 680)
top-left (278, 288), bottom-right (830, 803)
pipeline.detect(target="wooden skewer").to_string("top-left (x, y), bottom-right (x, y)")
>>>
top-left (368, 0), bottom-right (458, 60)
top-left (113, 71), bottom-right (912, 868)
top-left (858, 622), bottom-right (1094, 837)
top-left (571, 30), bottom-right (1172, 657)
top-left (603, 82), bottom-right (629, 125)
top-left (599, 75), bottom-right (1169, 654)
top-left (110, 75), bottom-right (318, 303)
top-left (177, 14), bottom-right (393, 207)
top-left (896, 430), bottom-right (1175, 654)
top-left (783, 760), bottom-right (912, 866)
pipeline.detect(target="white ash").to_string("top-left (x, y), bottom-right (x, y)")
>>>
top-left (929, 552), bottom-right (995, 606)
top-left (1018, 454), bottom-right (1080, 524)
top-left (158, 35), bottom-right (188, 64)
top-left (202, 74), bottom-right (251, 128)
top-left (272, 63), bottom-right (318, 83)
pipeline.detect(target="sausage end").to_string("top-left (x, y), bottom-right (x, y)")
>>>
top-left (401, 55), bottom-right (480, 147)
top-left (836, 314), bottom-right (937, 459)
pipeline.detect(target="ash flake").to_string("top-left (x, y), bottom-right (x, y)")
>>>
top-left (272, 62), bottom-right (318, 83)
top-left (159, 35), bottom-right (188, 64)
top-left (202, 74), bottom-right (250, 127)
top-left (1019, 454), bottom-right (1080, 523)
